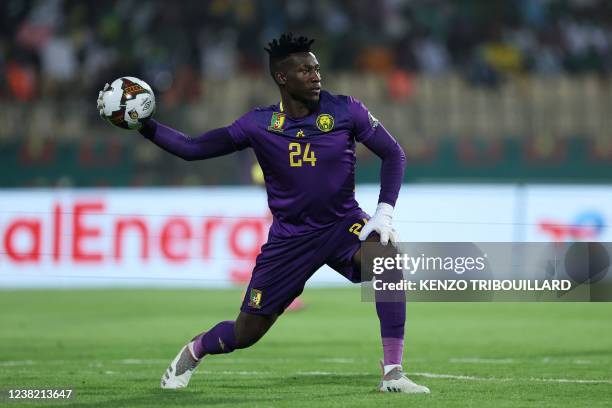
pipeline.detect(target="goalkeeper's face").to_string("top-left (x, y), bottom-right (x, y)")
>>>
top-left (282, 52), bottom-right (321, 107)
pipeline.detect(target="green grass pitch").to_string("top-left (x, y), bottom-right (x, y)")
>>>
top-left (0, 288), bottom-right (611, 407)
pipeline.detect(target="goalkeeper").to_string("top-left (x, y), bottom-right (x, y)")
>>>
top-left (97, 33), bottom-right (429, 394)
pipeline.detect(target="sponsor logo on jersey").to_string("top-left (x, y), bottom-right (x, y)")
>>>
top-left (316, 114), bottom-right (334, 132)
top-left (296, 129), bottom-right (305, 138)
top-left (268, 112), bottom-right (286, 132)
top-left (249, 288), bottom-right (263, 309)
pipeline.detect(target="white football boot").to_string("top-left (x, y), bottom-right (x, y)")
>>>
top-left (160, 339), bottom-right (202, 389)
top-left (378, 361), bottom-right (430, 394)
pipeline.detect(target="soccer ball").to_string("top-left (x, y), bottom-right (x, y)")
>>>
top-left (99, 77), bottom-right (155, 130)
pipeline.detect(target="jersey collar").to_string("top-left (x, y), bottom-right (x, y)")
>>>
top-left (278, 97), bottom-right (323, 117)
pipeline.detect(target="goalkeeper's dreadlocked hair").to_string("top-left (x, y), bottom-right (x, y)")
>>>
top-left (265, 33), bottom-right (315, 60)
top-left (265, 33), bottom-right (315, 82)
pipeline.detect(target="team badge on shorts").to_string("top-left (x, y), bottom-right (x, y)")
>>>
top-left (248, 288), bottom-right (263, 309)
top-left (316, 114), bottom-right (334, 132)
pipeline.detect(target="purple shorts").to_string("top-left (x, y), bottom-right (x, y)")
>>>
top-left (241, 209), bottom-right (369, 315)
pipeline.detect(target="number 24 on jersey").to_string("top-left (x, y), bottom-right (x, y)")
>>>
top-left (289, 142), bottom-right (317, 167)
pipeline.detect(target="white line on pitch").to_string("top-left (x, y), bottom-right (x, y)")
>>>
top-left (0, 360), bottom-right (34, 366)
top-left (113, 359), bottom-right (167, 364)
top-left (411, 372), bottom-right (504, 381)
top-left (450, 358), bottom-right (514, 364)
top-left (3, 359), bottom-right (610, 385)
top-left (197, 370), bottom-right (612, 385)
top-left (530, 377), bottom-right (610, 384)
top-left (318, 358), bottom-right (356, 363)
top-left (450, 357), bottom-right (597, 365)
top-left (412, 372), bottom-right (612, 384)
top-left (197, 370), bottom-right (268, 376)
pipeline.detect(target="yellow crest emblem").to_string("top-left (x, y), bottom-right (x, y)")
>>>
top-left (316, 114), bottom-right (334, 132)
top-left (248, 288), bottom-right (262, 309)
top-left (268, 112), bottom-right (286, 132)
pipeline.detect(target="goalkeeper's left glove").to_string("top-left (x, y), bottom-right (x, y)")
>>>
top-left (359, 202), bottom-right (399, 246)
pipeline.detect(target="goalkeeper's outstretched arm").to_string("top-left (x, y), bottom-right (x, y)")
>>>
top-left (138, 119), bottom-right (238, 161)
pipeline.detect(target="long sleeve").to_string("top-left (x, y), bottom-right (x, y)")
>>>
top-left (138, 119), bottom-right (239, 161)
top-left (362, 125), bottom-right (406, 207)
top-left (347, 95), bottom-right (406, 207)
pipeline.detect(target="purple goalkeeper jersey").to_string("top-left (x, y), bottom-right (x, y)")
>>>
top-left (227, 91), bottom-right (381, 236)
top-left (141, 90), bottom-right (405, 238)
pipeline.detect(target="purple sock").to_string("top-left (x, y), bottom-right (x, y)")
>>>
top-left (382, 337), bottom-right (404, 366)
top-left (194, 321), bottom-right (236, 358)
top-left (376, 301), bottom-right (405, 338)
top-left (376, 301), bottom-right (405, 366)
top-left (373, 257), bottom-right (406, 365)
top-left (191, 333), bottom-right (206, 359)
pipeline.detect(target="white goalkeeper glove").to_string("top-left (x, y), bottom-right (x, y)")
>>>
top-left (359, 202), bottom-right (399, 246)
top-left (97, 83), bottom-right (110, 117)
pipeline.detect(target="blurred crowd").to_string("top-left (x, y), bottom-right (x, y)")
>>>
top-left (2, 0), bottom-right (612, 104)
top-left (2, 0), bottom-right (612, 187)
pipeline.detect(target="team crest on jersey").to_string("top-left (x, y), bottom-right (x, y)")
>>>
top-left (316, 114), bottom-right (334, 132)
top-left (268, 112), bottom-right (286, 132)
top-left (249, 288), bottom-right (262, 309)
